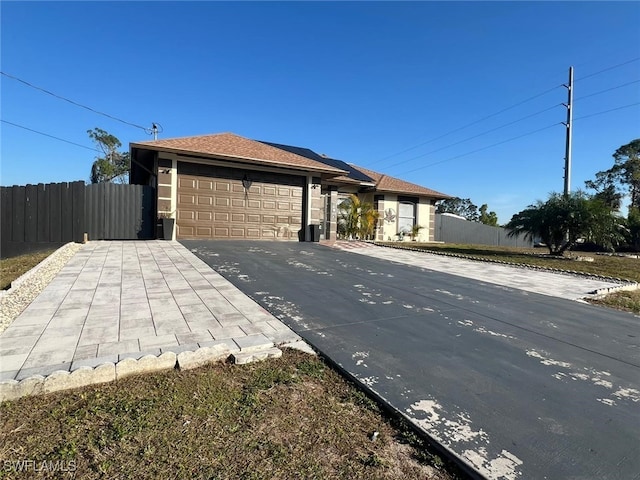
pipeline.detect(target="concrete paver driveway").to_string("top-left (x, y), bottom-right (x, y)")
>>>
top-left (183, 240), bottom-right (640, 480)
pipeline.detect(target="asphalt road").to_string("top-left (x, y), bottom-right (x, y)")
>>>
top-left (182, 240), bottom-right (640, 480)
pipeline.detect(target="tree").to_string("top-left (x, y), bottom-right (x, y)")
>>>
top-left (626, 207), bottom-right (640, 252)
top-left (505, 192), bottom-right (624, 255)
top-left (436, 197), bottom-right (499, 225)
top-left (585, 139), bottom-right (640, 212)
top-left (88, 128), bottom-right (130, 183)
top-left (337, 194), bottom-right (380, 240)
top-left (436, 197), bottom-right (479, 221)
top-left (479, 204), bottom-right (499, 226)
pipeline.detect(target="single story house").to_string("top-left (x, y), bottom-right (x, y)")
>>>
top-left (129, 132), bottom-right (449, 242)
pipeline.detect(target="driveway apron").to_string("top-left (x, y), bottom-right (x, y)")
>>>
top-left (182, 240), bottom-right (640, 480)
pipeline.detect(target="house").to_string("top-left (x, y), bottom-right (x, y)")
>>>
top-left (129, 132), bottom-right (449, 242)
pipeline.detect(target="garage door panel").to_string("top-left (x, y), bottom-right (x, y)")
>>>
top-left (179, 194), bottom-right (196, 205)
top-left (178, 225), bottom-right (194, 236)
top-left (179, 178), bottom-right (196, 189)
top-left (177, 167), bottom-right (303, 240)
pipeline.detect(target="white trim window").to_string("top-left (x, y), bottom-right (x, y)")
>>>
top-left (398, 201), bottom-right (415, 234)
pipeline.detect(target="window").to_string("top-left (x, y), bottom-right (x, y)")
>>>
top-left (398, 201), bottom-right (415, 234)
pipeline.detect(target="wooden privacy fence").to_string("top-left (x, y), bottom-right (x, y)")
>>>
top-left (1, 182), bottom-right (85, 258)
top-left (85, 183), bottom-right (155, 241)
top-left (1, 181), bottom-right (155, 258)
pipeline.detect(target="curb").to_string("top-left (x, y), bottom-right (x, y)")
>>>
top-left (0, 343), bottom-right (291, 403)
top-left (590, 282), bottom-right (640, 298)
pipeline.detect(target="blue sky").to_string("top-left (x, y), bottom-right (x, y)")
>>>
top-left (2, 1), bottom-right (639, 223)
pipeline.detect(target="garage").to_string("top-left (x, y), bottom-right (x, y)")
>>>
top-left (176, 162), bottom-right (304, 240)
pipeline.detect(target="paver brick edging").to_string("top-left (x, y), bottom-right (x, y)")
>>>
top-left (373, 242), bottom-right (638, 286)
top-left (0, 342), bottom-right (285, 403)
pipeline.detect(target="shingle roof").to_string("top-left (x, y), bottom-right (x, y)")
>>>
top-left (131, 133), bottom-right (346, 175)
top-left (350, 164), bottom-right (450, 199)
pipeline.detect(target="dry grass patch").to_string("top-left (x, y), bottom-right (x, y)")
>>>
top-left (588, 290), bottom-right (640, 314)
top-left (0, 350), bottom-right (457, 480)
top-left (0, 249), bottom-right (56, 290)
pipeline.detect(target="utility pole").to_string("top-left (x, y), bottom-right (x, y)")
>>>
top-left (562, 66), bottom-right (574, 196)
top-left (152, 123), bottom-right (158, 140)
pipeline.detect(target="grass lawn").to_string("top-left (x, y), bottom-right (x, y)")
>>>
top-left (0, 350), bottom-right (455, 480)
top-left (0, 249), bottom-right (56, 290)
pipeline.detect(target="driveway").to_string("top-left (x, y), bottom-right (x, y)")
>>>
top-left (182, 240), bottom-right (640, 480)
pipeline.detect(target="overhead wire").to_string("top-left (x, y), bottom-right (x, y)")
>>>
top-left (574, 78), bottom-right (640, 101)
top-left (368, 84), bottom-right (563, 167)
top-left (574, 57), bottom-right (640, 82)
top-left (370, 56), bottom-right (640, 171)
top-left (379, 103), bottom-right (563, 170)
top-left (0, 71), bottom-right (157, 134)
top-left (393, 101), bottom-right (640, 176)
top-left (2, 119), bottom-right (101, 152)
top-left (573, 102), bottom-right (640, 121)
top-left (397, 122), bottom-right (561, 176)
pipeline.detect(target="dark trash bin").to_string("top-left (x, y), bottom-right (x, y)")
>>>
top-left (309, 224), bottom-right (321, 242)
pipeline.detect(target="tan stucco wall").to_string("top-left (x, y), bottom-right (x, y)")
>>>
top-left (371, 194), bottom-right (435, 242)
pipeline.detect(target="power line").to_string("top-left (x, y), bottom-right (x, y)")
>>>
top-left (575, 57), bottom-right (640, 81)
top-left (368, 84), bottom-right (563, 167)
top-left (397, 122), bottom-right (561, 176)
top-left (573, 101), bottom-right (640, 121)
top-left (1, 119), bottom-right (100, 152)
top-left (371, 56), bottom-right (640, 168)
top-left (380, 103), bottom-right (562, 170)
top-left (0, 71), bottom-right (155, 133)
top-left (393, 101), bottom-right (640, 177)
top-left (575, 79), bottom-right (640, 101)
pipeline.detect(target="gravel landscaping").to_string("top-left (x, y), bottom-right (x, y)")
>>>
top-left (0, 242), bottom-right (82, 334)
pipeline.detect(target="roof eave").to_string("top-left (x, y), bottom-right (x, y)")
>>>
top-left (375, 186), bottom-right (451, 199)
top-left (130, 143), bottom-right (347, 175)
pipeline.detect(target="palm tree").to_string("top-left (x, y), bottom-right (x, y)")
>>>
top-left (337, 194), bottom-right (380, 240)
top-left (409, 224), bottom-right (424, 241)
top-left (506, 192), bottom-right (624, 255)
